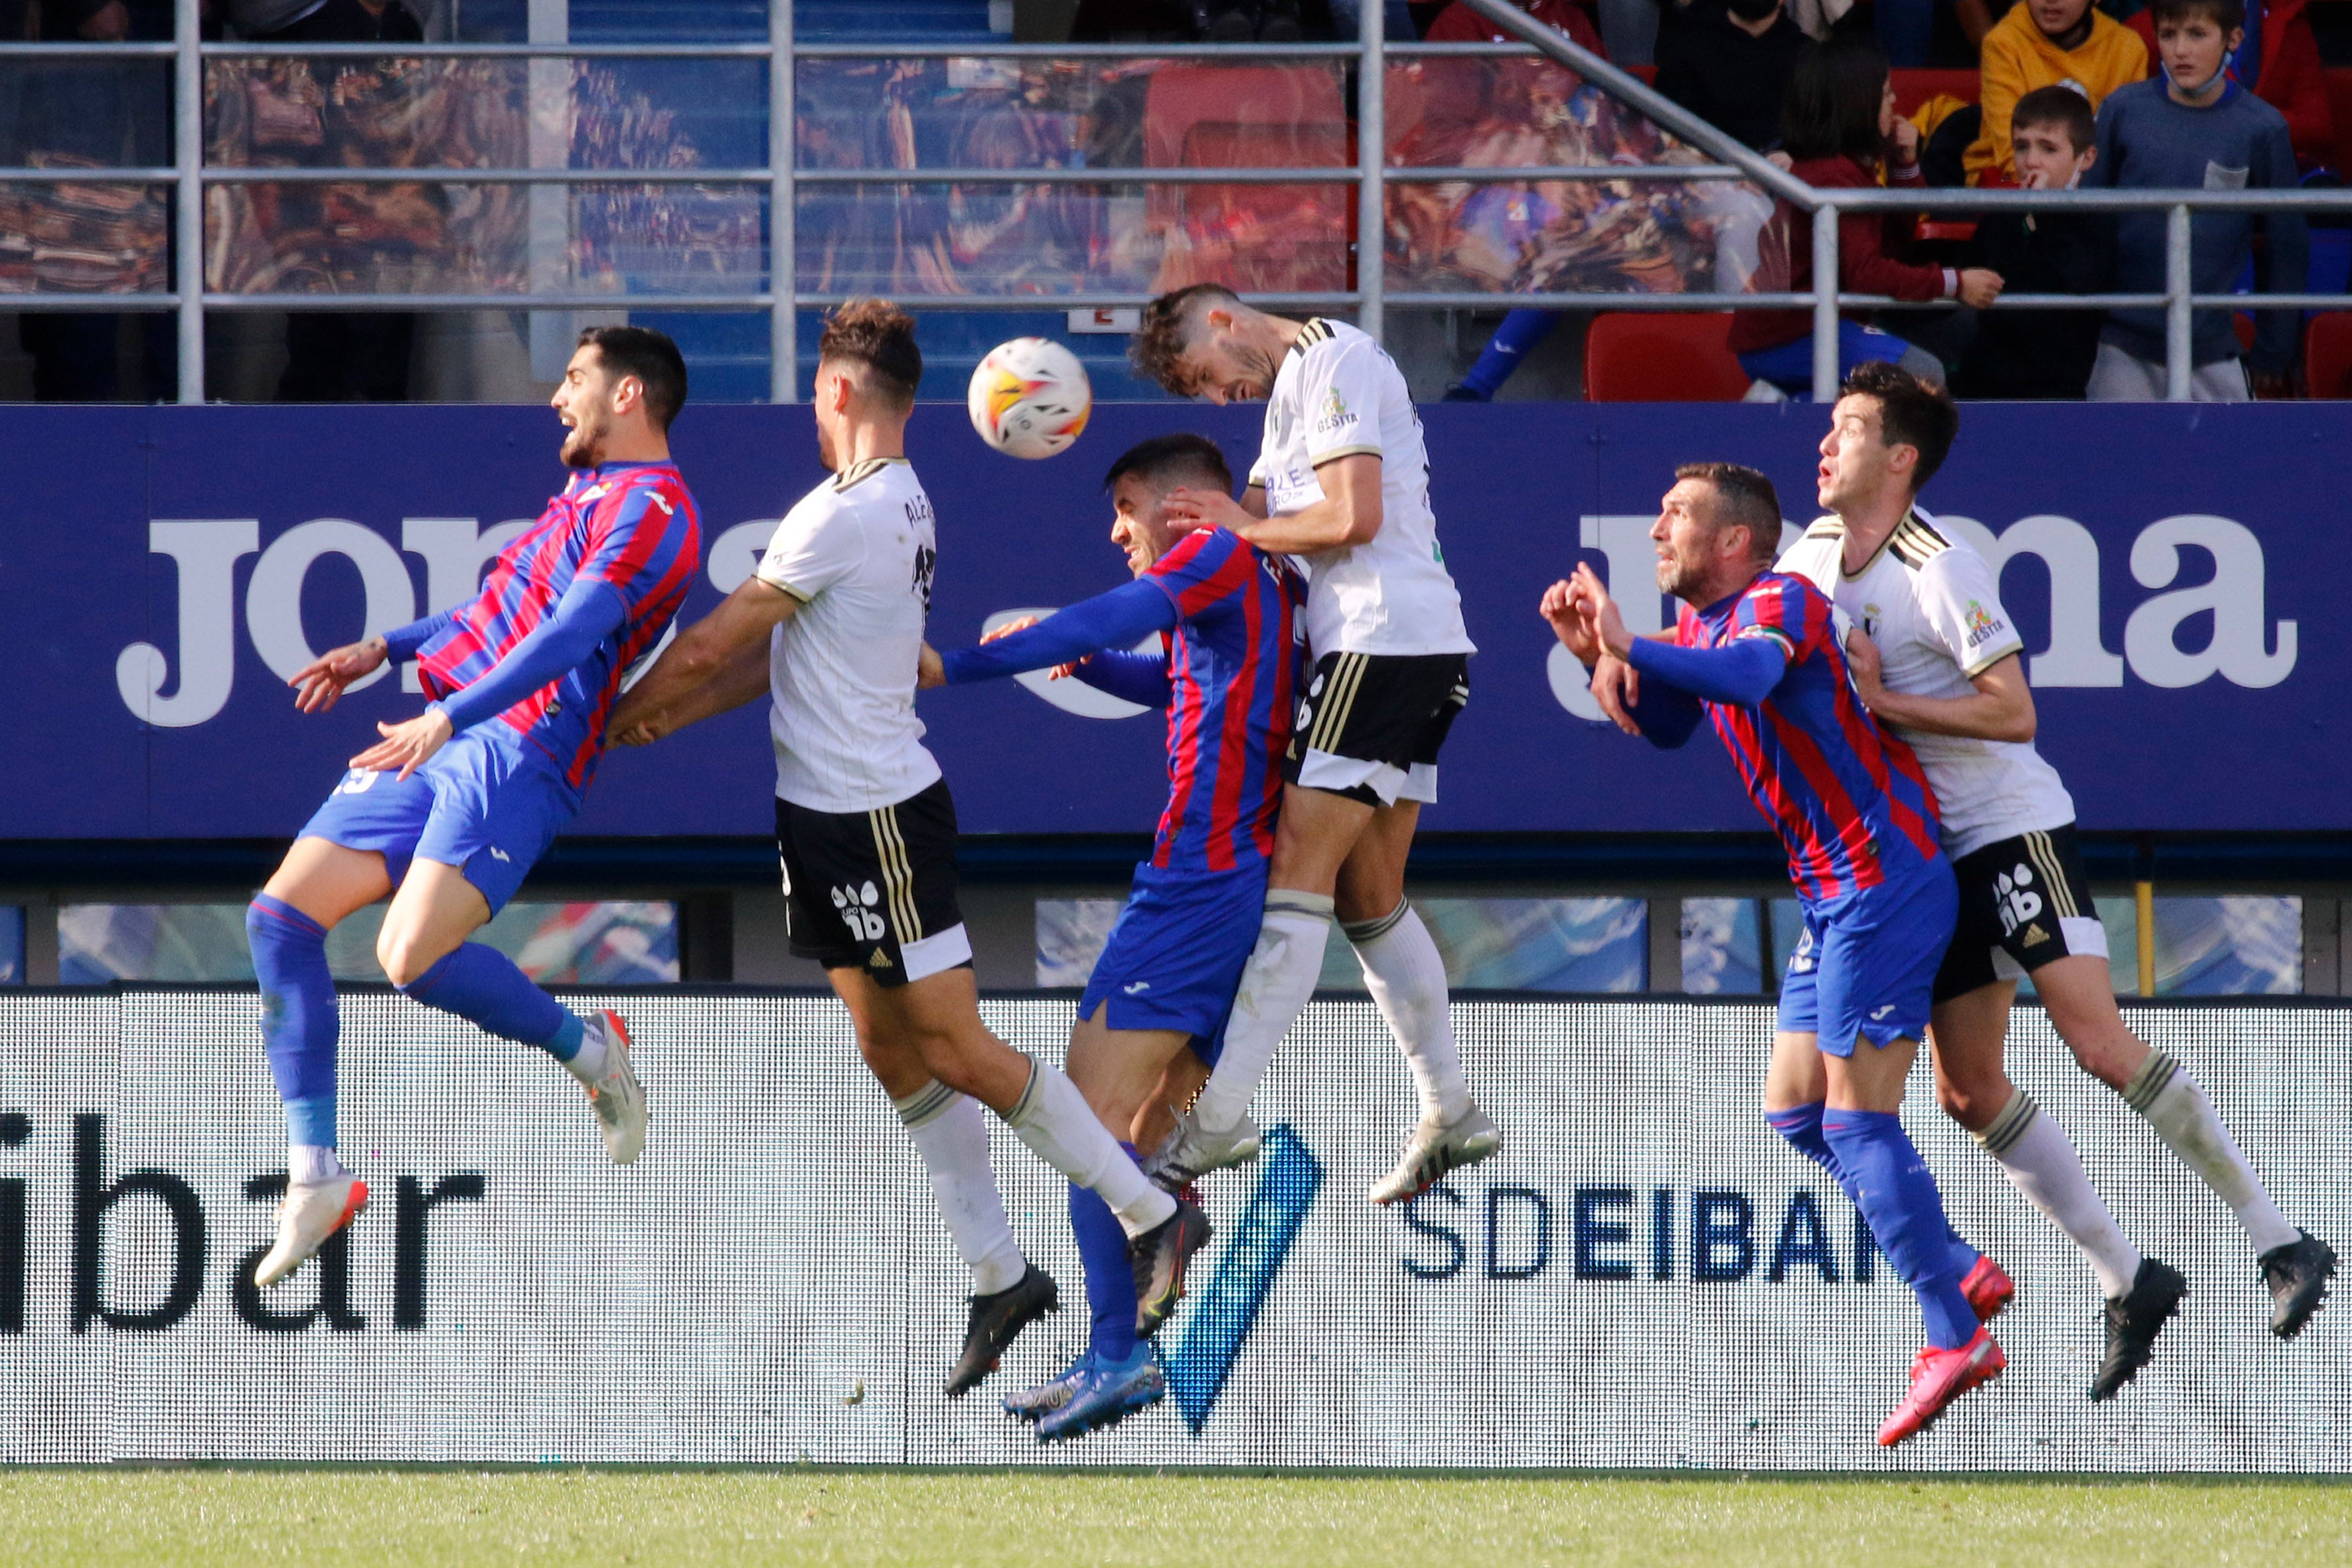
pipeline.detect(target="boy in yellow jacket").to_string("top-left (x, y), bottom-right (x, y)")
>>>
top-left (1965, 0), bottom-right (2148, 183)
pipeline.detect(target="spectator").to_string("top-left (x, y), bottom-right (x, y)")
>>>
top-left (1726, 37), bottom-right (2001, 395)
top-left (1951, 86), bottom-right (2115, 398)
top-left (2086, 0), bottom-right (2306, 400)
top-left (1423, 0), bottom-right (1604, 58)
top-left (1198, 0), bottom-right (1338, 39)
top-left (1964, 0), bottom-right (2149, 187)
top-left (233, 0), bottom-right (427, 401)
top-left (1655, 0), bottom-right (1807, 155)
top-left (1654, 0), bottom-right (1806, 290)
top-left (1428, 0), bottom-right (1608, 401)
top-left (2126, 0), bottom-right (2335, 177)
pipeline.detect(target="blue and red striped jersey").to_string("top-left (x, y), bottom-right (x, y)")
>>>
top-left (1142, 526), bottom-right (1304, 875)
top-left (416, 459), bottom-right (701, 792)
top-left (1680, 572), bottom-right (1942, 901)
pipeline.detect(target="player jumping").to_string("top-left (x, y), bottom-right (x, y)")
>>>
top-left (1128, 285), bottom-right (1498, 1204)
top-left (246, 325), bottom-right (699, 1287)
top-left (608, 301), bottom-right (1206, 1397)
top-left (1553, 462), bottom-right (2003, 1448)
top-left (916, 432), bottom-right (1304, 1442)
top-left (1775, 363), bottom-right (2333, 1393)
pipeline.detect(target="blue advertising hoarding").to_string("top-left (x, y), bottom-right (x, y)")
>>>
top-left (0, 400), bottom-right (2327, 840)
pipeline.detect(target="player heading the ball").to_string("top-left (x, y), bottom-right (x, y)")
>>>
top-left (1127, 283), bottom-right (1499, 1206)
top-left (246, 325), bottom-right (701, 1289)
top-left (608, 300), bottom-right (1208, 1399)
top-left (1549, 463), bottom-right (2003, 1449)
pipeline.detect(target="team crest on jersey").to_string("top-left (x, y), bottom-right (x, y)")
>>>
top-left (1862, 603), bottom-right (1882, 637)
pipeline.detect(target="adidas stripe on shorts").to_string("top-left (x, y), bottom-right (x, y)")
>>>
top-left (1283, 651), bottom-right (1469, 808)
top-left (1932, 821), bottom-right (2109, 1003)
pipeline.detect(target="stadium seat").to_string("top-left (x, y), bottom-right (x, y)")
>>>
top-left (1583, 312), bottom-right (1751, 401)
top-left (1891, 69), bottom-right (1982, 118)
top-left (2306, 312), bottom-right (2352, 398)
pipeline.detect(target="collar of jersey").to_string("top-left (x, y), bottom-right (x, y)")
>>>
top-left (1841, 508), bottom-right (1914, 581)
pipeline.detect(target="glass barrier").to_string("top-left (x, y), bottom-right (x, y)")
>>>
top-left (1381, 56), bottom-right (1762, 297)
top-left (797, 55), bottom-right (1352, 299)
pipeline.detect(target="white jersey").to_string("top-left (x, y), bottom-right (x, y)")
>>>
top-left (757, 457), bottom-right (944, 815)
top-left (1249, 318), bottom-right (1474, 661)
top-left (1775, 506), bottom-right (2076, 859)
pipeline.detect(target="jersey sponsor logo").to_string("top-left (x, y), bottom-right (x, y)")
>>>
top-left (1314, 386), bottom-right (1352, 435)
top-left (1963, 599), bottom-right (2005, 650)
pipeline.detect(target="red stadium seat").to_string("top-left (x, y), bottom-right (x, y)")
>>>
top-left (2307, 312), bottom-right (2352, 398)
top-left (1583, 312), bottom-right (1752, 401)
top-left (1891, 68), bottom-right (1982, 118)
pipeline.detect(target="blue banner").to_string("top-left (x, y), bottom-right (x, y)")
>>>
top-left (0, 400), bottom-right (2329, 840)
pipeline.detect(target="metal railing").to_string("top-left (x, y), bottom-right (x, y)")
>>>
top-left (0, 0), bottom-right (2339, 404)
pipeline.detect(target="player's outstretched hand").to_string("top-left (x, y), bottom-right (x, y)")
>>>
top-left (1540, 579), bottom-right (1602, 666)
top-left (980, 616), bottom-right (1040, 644)
top-left (349, 707), bottom-right (454, 783)
top-left (1164, 485), bottom-right (1252, 535)
top-left (290, 635), bottom-right (389, 714)
top-left (1568, 563), bottom-right (1634, 659)
top-left (917, 642), bottom-right (945, 690)
top-left (1591, 655), bottom-right (1642, 736)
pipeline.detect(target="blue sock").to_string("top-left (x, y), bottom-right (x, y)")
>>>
top-left (1772, 1101), bottom-right (1980, 1281)
top-left (398, 942), bottom-right (580, 1057)
top-left (248, 896), bottom-right (339, 1150)
top-left (1459, 308), bottom-right (1557, 398)
top-left (1824, 1109), bottom-right (1978, 1350)
top-left (1069, 1152), bottom-right (1140, 1364)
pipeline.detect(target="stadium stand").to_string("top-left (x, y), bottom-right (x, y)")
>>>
top-left (1581, 311), bottom-right (1751, 400)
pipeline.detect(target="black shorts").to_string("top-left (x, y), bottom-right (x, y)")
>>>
top-left (1932, 822), bottom-right (2109, 1003)
top-left (775, 777), bottom-right (972, 987)
top-left (1283, 651), bottom-right (1470, 807)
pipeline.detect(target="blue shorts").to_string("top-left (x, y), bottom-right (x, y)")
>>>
top-left (1774, 860), bottom-right (1958, 1057)
top-left (1079, 862), bottom-right (1271, 1068)
top-left (297, 730), bottom-right (580, 916)
top-left (1738, 322), bottom-right (1917, 398)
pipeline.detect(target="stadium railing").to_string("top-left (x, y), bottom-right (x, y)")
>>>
top-left (2, 0), bottom-right (2343, 407)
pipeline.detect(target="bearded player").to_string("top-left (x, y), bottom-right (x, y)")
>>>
top-left (609, 301), bottom-right (1204, 1399)
top-left (245, 325), bottom-right (699, 1289)
top-left (917, 432), bottom-right (1303, 1441)
top-left (1557, 462), bottom-right (2003, 1447)
top-left (1774, 362), bottom-right (2333, 1395)
top-left (1128, 285), bottom-right (1499, 1205)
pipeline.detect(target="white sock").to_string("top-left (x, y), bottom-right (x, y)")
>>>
top-left (2124, 1050), bottom-right (2300, 1255)
top-left (1191, 890), bottom-right (1334, 1133)
top-left (1002, 1061), bottom-right (1174, 1239)
top-left (1976, 1089), bottom-right (2140, 1298)
top-left (894, 1081), bottom-right (1026, 1296)
top-left (289, 1144), bottom-right (343, 1186)
top-left (562, 1018), bottom-right (609, 1084)
top-left (1346, 900), bottom-right (1470, 1125)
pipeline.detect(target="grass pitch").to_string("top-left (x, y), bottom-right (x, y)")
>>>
top-left (1, 1470), bottom-right (2341, 1567)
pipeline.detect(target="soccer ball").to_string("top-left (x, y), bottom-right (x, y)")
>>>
top-left (967, 337), bottom-right (1091, 459)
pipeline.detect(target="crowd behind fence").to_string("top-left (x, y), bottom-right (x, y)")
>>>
top-left (0, 0), bottom-right (2343, 404)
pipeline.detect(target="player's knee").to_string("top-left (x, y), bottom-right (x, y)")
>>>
top-left (1934, 1072), bottom-right (2007, 1132)
top-left (376, 927), bottom-right (445, 990)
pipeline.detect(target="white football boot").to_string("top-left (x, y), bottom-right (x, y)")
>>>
top-left (254, 1173), bottom-right (368, 1288)
top-left (582, 1010), bottom-right (647, 1165)
top-left (1368, 1105), bottom-right (1502, 1206)
top-left (1140, 1106), bottom-right (1262, 1190)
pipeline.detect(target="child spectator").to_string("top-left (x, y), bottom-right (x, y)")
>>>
top-left (1952, 86), bottom-right (2116, 398)
top-left (2085, 0), bottom-right (2307, 402)
top-left (1727, 38), bottom-right (2001, 396)
top-left (1964, 0), bottom-right (2148, 187)
top-left (2127, 0), bottom-right (2337, 177)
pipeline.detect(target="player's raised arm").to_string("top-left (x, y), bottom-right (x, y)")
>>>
top-left (609, 576), bottom-right (798, 745)
top-left (923, 579), bottom-right (1178, 694)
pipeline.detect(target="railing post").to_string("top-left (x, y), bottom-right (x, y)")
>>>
top-left (1811, 200), bottom-right (1838, 404)
top-left (770, 0), bottom-right (796, 404)
top-left (2165, 202), bottom-right (2192, 402)
top-left (1357, 0), bottom-right (1384, 344)
top-left (175, 0), bottom-right (202, 404)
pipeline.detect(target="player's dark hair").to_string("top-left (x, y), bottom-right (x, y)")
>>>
top-left (1132, 283), bottom-right (1241, 395)
top-left (1675, 461), bottom-right (1783, 564)
top-left (577, 325), bottom-right (687, 432)
top-left (1840, 360), bottom-right (1960, 491)
top-left (2011, 84), bottom-right (2096, 155)
top-left (1780, 37), bottom-right (1893, 169)
top-left (1103, 433), bottom-right (1233, 496)
top-left (2150, 0), bottom-right (2244, 33)
top-left (819, 298), bottom-right (923, 410)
